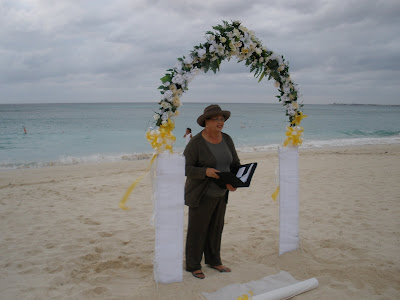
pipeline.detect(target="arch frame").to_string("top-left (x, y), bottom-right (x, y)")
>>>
top-left (147, 20), bottom-right (305, 153)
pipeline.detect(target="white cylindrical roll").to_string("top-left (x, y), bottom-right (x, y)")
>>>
top-left (252, 278), bottom-right (319, 300)
top-left (153, 153), bottom-right (185, 284)
top-left (278, 146), bottom-right (299, 256)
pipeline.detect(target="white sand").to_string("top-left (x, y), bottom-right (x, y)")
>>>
top-left (1, 144), bottom-right (399, 299)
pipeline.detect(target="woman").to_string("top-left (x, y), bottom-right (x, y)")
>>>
top-left (183, 104), bottom-right (241, 279)
top-left (183, 127), bottom-right (192, 146)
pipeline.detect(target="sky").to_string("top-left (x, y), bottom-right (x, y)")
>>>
top-left (1, 0), bottom-right (399, 105)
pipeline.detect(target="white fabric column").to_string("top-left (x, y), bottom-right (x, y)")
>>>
top-left (278, 146), bottom-right (299, 256)
top-left (153, 153), bottom-right (185, 284)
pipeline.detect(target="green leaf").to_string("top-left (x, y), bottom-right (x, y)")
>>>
top-left (160, 74), bottom-right (172, 83)
top-left (258, 71), bottom-right (265, 82)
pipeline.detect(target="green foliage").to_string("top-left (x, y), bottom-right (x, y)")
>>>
top-left (155, 20), bottom-right (303, 128)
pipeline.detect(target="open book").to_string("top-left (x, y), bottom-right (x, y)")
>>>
top-left (212, 162), bottom-right (257, 188)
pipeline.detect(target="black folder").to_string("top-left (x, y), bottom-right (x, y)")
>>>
top-left (212, 162), bottom-right (257, 188)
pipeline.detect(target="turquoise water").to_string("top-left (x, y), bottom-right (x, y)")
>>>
top-left (1, 102), bottom-right (399, 169)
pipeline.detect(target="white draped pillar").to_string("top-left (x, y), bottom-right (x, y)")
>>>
top-left (278, 146), bottom-right (299, 256)
top-left (153, 153), bottom-right (185, 284)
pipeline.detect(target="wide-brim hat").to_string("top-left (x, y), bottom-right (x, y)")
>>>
top-left (197, 104), bottom-right (231, 127)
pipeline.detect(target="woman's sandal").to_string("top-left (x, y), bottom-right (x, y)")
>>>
top-left (210, 265), bottom-right (231, 273)
top-left (192, 270), bottom-right (205, 279)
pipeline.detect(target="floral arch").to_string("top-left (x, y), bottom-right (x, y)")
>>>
top-left (146, 20), bottom-right (306, 153)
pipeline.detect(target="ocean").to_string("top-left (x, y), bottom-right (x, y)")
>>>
top-left (1, 102), bottom-right (399, 169)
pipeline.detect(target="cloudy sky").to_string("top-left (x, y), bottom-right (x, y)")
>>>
top-left (1, 0), bottom-right (399, 105)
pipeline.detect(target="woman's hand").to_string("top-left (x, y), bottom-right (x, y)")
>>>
top-left (206, 168), bottom-right (220, 179)
top-left (226, 184), bottom-right (237, 192)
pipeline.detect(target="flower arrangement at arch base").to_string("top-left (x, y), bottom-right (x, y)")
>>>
top-left (147, 20), bottom-right (307, 153)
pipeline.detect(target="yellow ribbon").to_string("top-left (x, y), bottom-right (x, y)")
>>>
top-left (283, 125), bottom-right (304, 147)
top-left (271, 185), bottom-right (280, 201)
top-left (146, 118), bottom-right (176, 153)
top-left (119, 154), bottom-right (158, 211)
top-left (291, 111), bottom-right (308, 126)
top-left (237, 291), bottom-right (253, 300)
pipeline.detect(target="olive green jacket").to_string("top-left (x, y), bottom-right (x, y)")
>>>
top-left (183, 131), bottom-right (241, 207)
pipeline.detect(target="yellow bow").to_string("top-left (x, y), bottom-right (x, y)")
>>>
top-left (237, 291), bottom-right (253, 300)
top-left (146, 118), bottom-right (176, 153)
top-left (119, 154), bottom-right (158, 210)
top-left (271, 185), bottom-right (280, 201)
top-left (291, 111), bottom-right (308, 126)
top-left (283, 125), bottom-right (304, 147)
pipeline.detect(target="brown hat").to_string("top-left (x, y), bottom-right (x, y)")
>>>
top-left (197, 104), bottom-right (231, 127)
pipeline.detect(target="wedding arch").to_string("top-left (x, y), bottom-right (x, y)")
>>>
top-left (146, 20), bottom-right (306, 152)
top-left (121, 20), bottom-right (307, 284)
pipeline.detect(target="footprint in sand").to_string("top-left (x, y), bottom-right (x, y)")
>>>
top-left (78, 215), bottom-right (101, 225)
top-left (98, 232), bottom-right (113, 237)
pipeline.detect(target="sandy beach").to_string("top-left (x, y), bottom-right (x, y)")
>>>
top-left (1, 144), bottom-right (399, 299)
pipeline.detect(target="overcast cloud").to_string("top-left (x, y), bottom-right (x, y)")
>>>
top-left (1, 0), bottom-right (399, 104)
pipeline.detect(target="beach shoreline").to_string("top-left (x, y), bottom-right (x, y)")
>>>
top-left (1, 143), bottom-right (399, 299)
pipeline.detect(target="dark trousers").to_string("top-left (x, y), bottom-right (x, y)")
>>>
top-left (185, 194), bottom-right (227, 272)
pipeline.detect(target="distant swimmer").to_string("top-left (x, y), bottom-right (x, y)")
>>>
top-left (23, 126), bottom-right (27, 134)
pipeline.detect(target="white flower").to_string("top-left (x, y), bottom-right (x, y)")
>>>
top-left (173, 63), bottom-right (182, 72)
top-left (183, 56), bottom-right (193, 65)
top-left (183, 71), bottom-right (196, 83)
top-left (162, 112), bottom-right (169, 121)
top-left (239, 25), bottom-right (249, 33)
top-left (163, 81), bottom-right (170, 87)
top-left (278, 65), bottom-right (285, 72)
top-left (270, 53), bottom-right (282, 65)
top-left (281, 95), bottom-right (290, 103)
top-left (207, 34), bottom-right (215, 42)
top-left (216, 43), bottom-right (225, 56)
top-left (240, 32), bottom-right (251, 46)
top-left (154, 114), bottom-right (160, 120)
top-left (164, 90), bottom-right (173, 100)
top-left (259, 57), bottom-right (264, 63)
top-left (161, 120), bottom-right (167, 126)
top-left (249, 30), bottom-right (256, 39)
top-left (286, 103), bottom-right (297, 116)
top-left (209, 44), bottom-right (216, 53)
top-left (234, 41), bottom-right (242, 48)
top-left (197, 48), bottom-right (206, 57)
top-left (220, 36), bottom-right (226, 43)
top-left (255, 47), bottom-right (262, 55)
top-left (233, 28), bottom-right (240, 37)
top-left (160, 101), bottom-right (171, 109)
top-left (172, 74), bottom-right (184, 86)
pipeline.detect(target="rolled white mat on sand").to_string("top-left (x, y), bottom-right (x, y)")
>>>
top-left (153, 153), bottom-right (185, 284)
top-left (278, 146), bottom-right (300, 256)
top-left (252, 278), bottom-right (319, 300)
